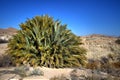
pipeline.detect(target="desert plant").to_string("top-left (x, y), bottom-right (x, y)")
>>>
top-left (100, 54), bottom-right (120, 77)
top-left (7, 15), bottom-right (86, 68)
top-left (0, 54), bottom-right (13, 67)
top-left (50, 75), bottom-right (68, 80)
top-left (107, 54), bottom-right (120, 69)
top-left (14, 65), bottom-right (44, 77)
top-left (50, 69), bottom-right (120, 80)
top-left (70, 69), bottom-right (80, 80)
top-left (111, 62), bottom-right (120, 69)
top-left (115, 38), bottom-right (120, 44)
top-left (86, 59), bottom-right (101, 70)
top-left (14, 65), bottom-right (30, 77)
top-left (30, 68), bottom-right (44, 76)
top-left (108, 53), bottom-right (120, 62)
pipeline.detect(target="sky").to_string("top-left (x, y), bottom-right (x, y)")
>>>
top-left (0, 0), bottom-right (120, 36)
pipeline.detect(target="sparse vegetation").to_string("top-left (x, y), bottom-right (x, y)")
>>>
top-left (14, 65), bottom-right (44, 77)
top-left (30, 68), bottom-right (44, 76)
top-left (86, 59), bottom-right (101, 70)
top-left (85, 53), bottom-right (120, 78)
top-left (50, 75), bottom-right (68, 80)
top-left (115, 38), bottom-right (120, 44)
top-left (7, 15), bottom-right (86, 68)
top-left (0, 54), bottom-right (13, 67)
top-left (50, 69), bottom-right (120, 80)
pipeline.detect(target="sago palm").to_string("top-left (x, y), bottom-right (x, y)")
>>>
top-left (7, 15), bottom-right (86, 68)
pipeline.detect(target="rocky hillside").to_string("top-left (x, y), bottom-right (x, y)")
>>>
top-left (80, 34), bottom-right (120, 59)
top-left (0, 27), bottom-right (17, 42)
top-left (0, 27), bottom-right (17, 35)
top-left (0, 27), bottom-right (17, 55)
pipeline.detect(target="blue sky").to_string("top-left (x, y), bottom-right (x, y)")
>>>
top-left (0, 0), bottom-right (120, 36)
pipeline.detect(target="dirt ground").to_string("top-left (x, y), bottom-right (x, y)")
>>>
top-left (0, 67), bottom-right (73, 80)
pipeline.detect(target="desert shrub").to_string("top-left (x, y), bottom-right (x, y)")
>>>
top-left (111, 62), bottom-right (120, 69)
top-left (108, 53), bottom-right (120, 62)
top-left (70, 69), bottom-right (81, 80)
top-left (70, 69), bottom-right (119, 80)
top-left (50, 75), bottom-right (68, 80)
top-left (30, 68), bottom-right (44, 76)
top-left (107, 54), bottom-right (120, 69)
top-left (0, 54), bottom-right (13, 67)
top-left (85, 59), bottom-right (101, 70)
top-left (100, 57), bottom-right (110, 72)
top-left (85, 75), bottom-right (119, 80)
top-left (115, 39), bottom-right (120, 44)
top-left (7, 15), bottom-right (86, 68)
top-left (100, 54), bottom-right (120, 77)
top-left (50, 69), bottom-right (120, 80)
top-left (14, 65), bottom-right (29, 77)
top-left (14, 65), bottom-right (44, 77)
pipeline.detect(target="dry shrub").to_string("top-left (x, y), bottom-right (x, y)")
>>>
top-left (111, 62), bottom-right (120, 69)
top-left (115, 39), bottom-right (120, 44)
top-left (86, 59), bottom-right (101, 70)
top-left (50, 74), bottom-right (68, 80)
top-left (100, 55), bottom-right (120, 77)
top-left (100, 57), bottom-right (110, 71)
top-left (0, 54), bottom-right (13, 67)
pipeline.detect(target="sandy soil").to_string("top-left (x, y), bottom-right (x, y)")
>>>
top-left (0, 67), bottom-right (73, 80)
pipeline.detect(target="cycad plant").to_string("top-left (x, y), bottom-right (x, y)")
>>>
top-left (7, 15), bottom-right (86, 68)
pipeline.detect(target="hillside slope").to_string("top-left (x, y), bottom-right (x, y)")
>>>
top-left (0, 27), bottom-right (17, 42)
top-left (0, 27), bottom-right (17, 35)
top-left (0, 27), bottom-right (17, 55)
top-left (80, 34), bottom-right (120, 59)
